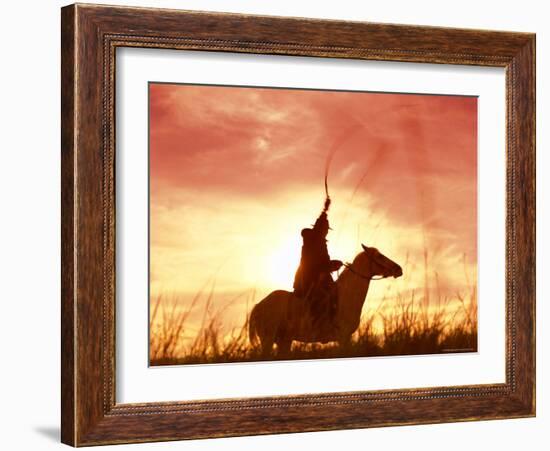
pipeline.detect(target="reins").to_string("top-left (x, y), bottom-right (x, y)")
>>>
top-left (342, 262), bottom-right (386, 281)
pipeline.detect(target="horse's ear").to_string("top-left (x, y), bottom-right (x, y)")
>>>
top-left (361, 244), bottom-right (368, 252)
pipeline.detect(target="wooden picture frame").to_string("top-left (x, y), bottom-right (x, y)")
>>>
top-left (61, 3), bottom-right (535, 446)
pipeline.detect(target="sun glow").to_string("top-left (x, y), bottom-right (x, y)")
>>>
top-left (264, 235), bottom-right (302, 290)
top-left (260, 214), bottom-right (375, 293)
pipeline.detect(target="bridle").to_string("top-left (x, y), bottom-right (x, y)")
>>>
top-left (342, 262), bottom-right (388, 281)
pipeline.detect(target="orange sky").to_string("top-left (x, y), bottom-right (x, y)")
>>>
top-left (149, 83), bottom-right (477, 335)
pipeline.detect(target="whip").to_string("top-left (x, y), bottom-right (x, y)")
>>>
top-left (323, 123), bottom-right (361, 213)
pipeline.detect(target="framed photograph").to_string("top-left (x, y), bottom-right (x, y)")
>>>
top-left (61, 3), bottom-right (535, 446)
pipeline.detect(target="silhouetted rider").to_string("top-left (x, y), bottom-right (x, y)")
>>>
top-left (293, 198), bottom-right (343, 324)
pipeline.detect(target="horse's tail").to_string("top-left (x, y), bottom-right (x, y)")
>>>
top-left (248, 305), bottom-right (259, 346)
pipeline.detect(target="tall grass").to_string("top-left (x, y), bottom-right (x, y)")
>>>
top-left (149, 276), bottom-right (477, 366)
top-left (149, 287), bottom-right (259, 365)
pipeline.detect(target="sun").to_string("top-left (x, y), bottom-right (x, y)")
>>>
top-left (264, 235), bottom-right (302, 290)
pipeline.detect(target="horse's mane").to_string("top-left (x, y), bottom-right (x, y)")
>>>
top-left (335, 249), bottom-right (368, 283)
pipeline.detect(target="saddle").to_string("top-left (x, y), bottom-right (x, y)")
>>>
top-left (302, 276), bottom-right (339, 331)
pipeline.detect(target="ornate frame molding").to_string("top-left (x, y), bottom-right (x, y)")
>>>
top-left (61, 4), bottom-right (535, 446)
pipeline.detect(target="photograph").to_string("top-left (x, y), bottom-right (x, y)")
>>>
top-left (148, 83), bottom-right (479, 366)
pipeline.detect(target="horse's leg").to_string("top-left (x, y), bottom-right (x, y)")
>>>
top-left (338, 334), bottom-right (352, 350)
top-left (259, 337), bottom-right (275, 359)
top-left (276, 338), bottom-right (292, 358)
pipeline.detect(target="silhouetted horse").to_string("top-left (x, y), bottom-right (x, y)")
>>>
top-left (249, 244), bottom-right (403, 356)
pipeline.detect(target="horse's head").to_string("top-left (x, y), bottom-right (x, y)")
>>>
top-left (356, 244), bottom-right (403, 279)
